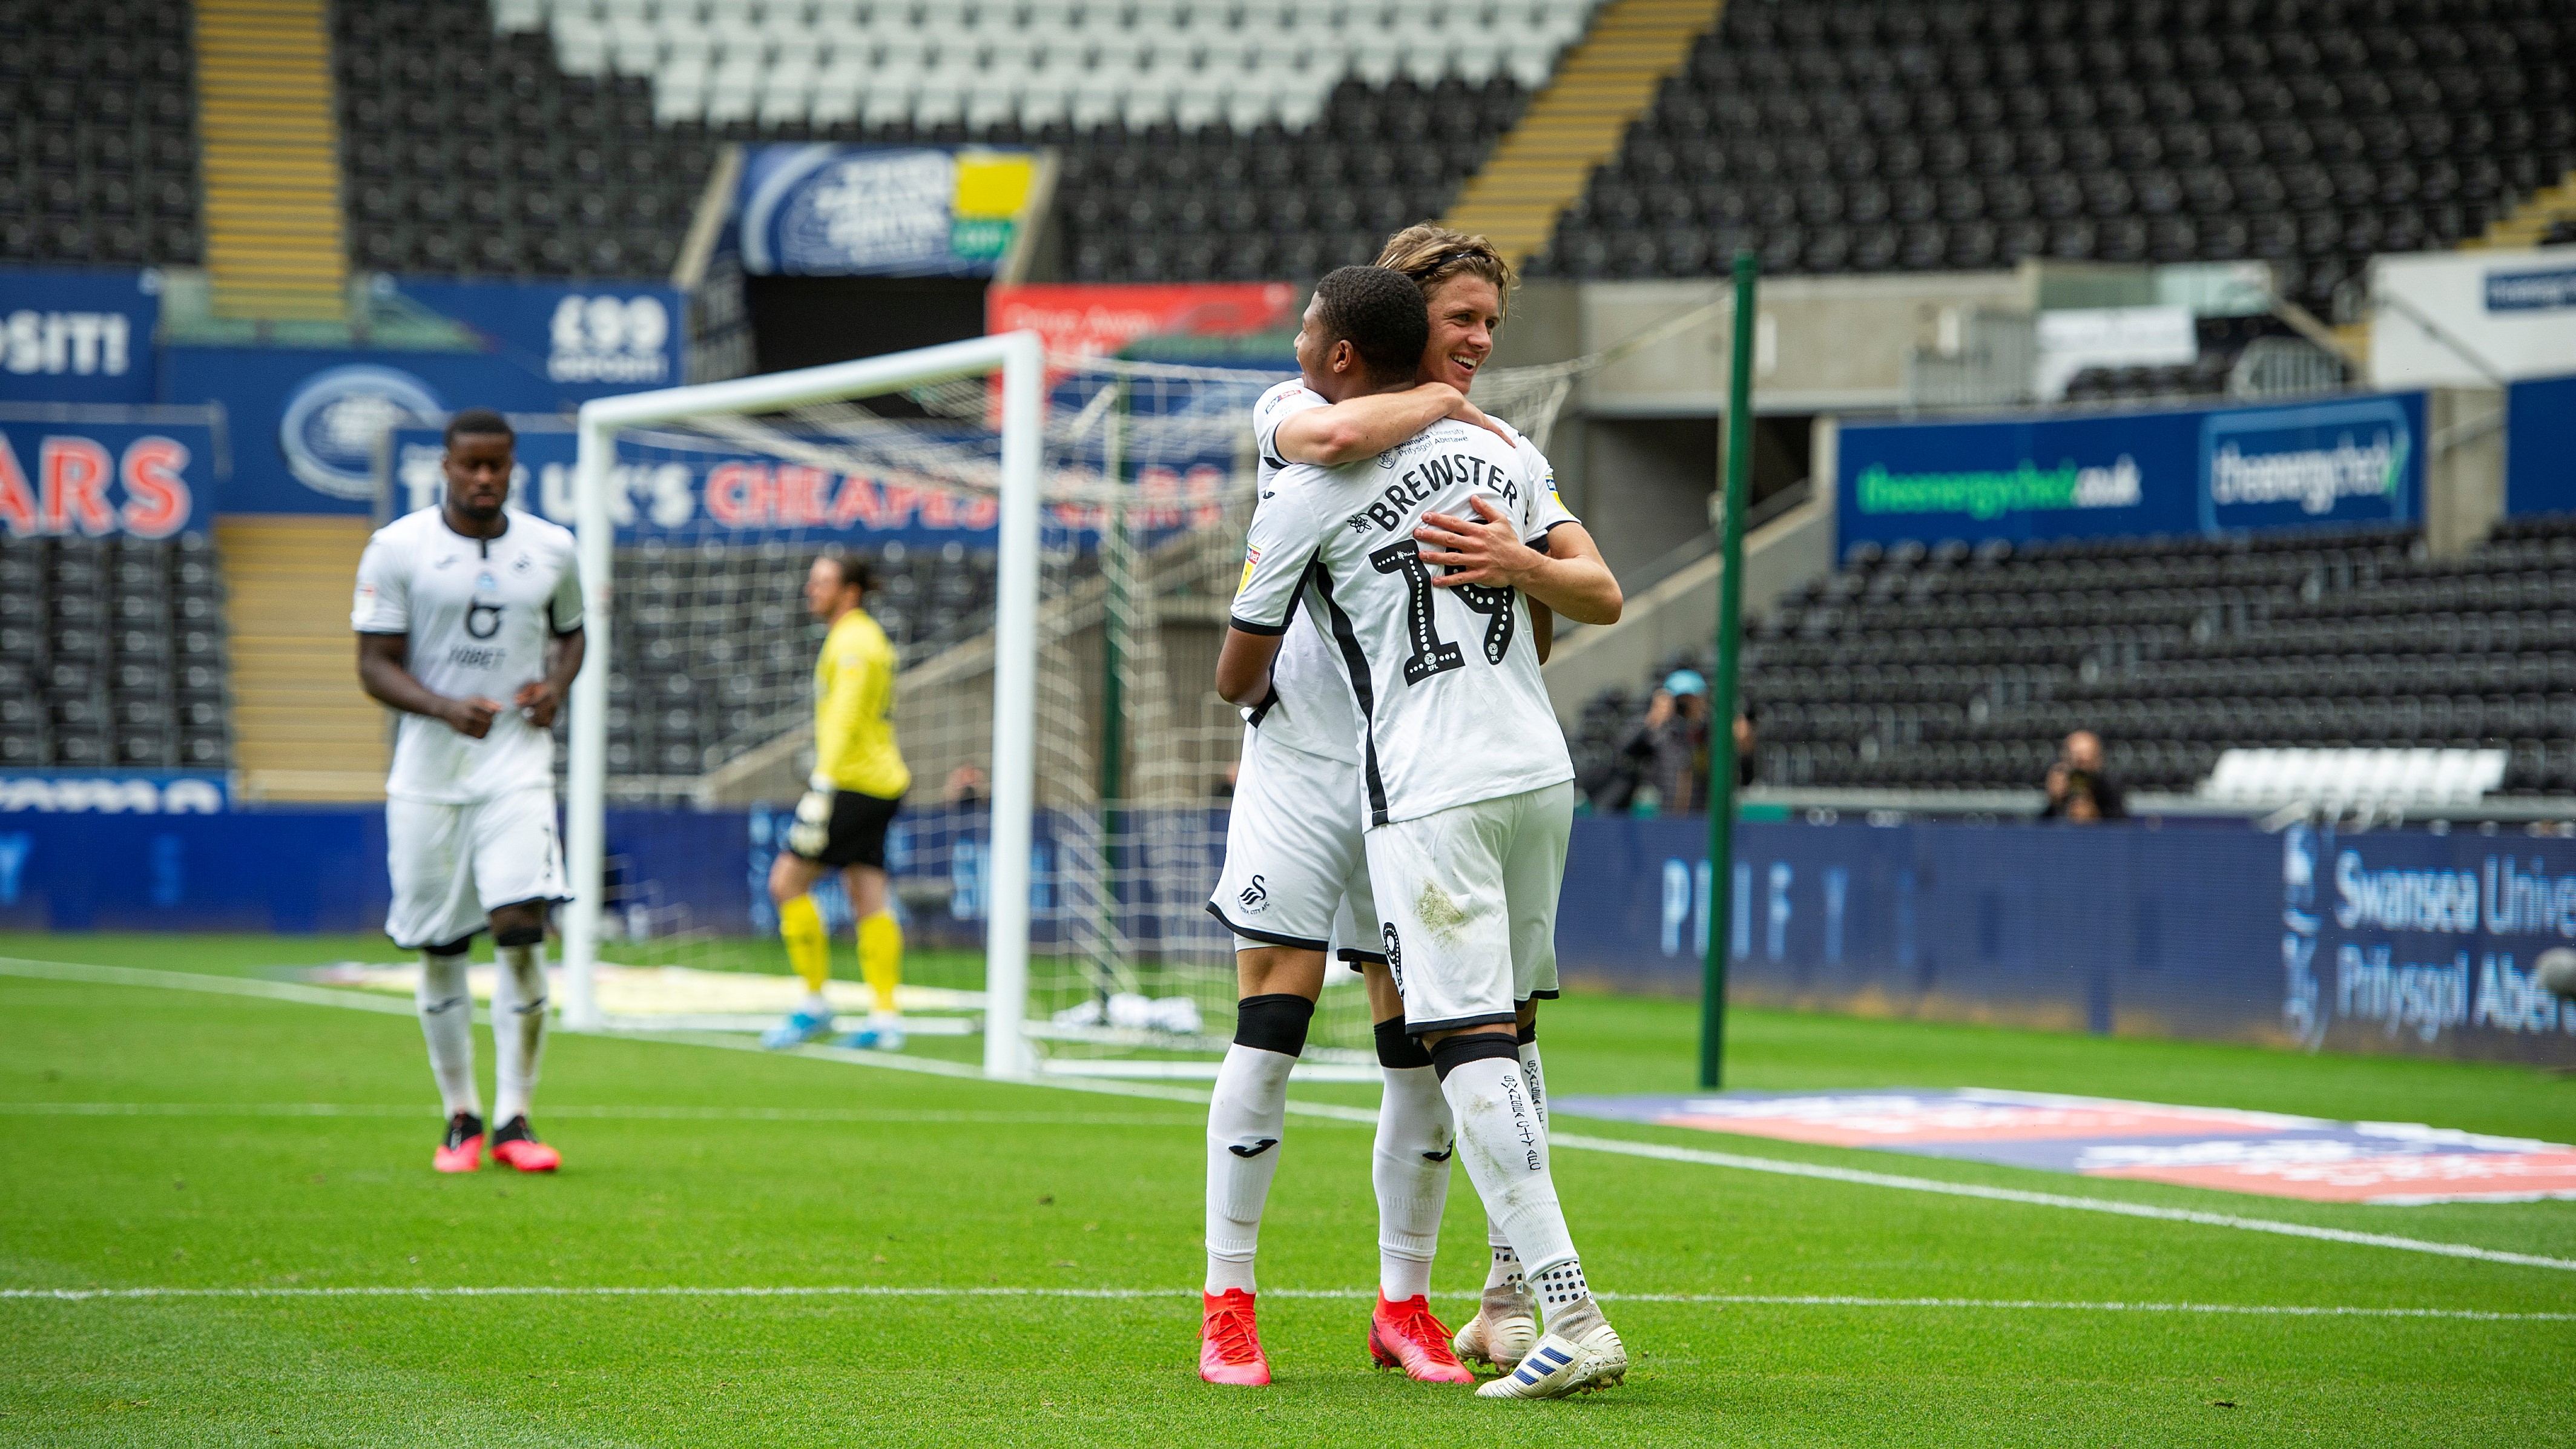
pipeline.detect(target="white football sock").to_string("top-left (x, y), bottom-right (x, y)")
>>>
top-left (491, 943), bottom-right (548, 1126)
top-left (1484, 1034), bottom-right (1547, 1292)
top-left (416, 951), bottom-right (479, 1118)
top-left (1204, 1042), bottom-right (1295, 1295)
top-left (1442, 1052), bottom-right (1593, 1324)
top-left (800, 989), bottom-right (833, 1017)
top-left (1519, 1037), bottom-right (1549, 1130)
top-left (1372, 1061), bottom-right (1451, 1301)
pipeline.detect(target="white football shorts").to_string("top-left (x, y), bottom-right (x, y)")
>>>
top-left (384, 785), bottom-right (570, 950)
top-left (1208, 727), bottom-right (1380, 962)
top-left (1365, 779), bottom-right (1572, 1035)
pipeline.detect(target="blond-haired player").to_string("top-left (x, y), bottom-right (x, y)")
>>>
top-left (1197, 228), bottom-right (1609, 1387)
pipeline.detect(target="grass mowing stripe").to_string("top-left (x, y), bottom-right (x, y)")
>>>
top-left (3, 1284), bottom-right (2566, 1322)
top-left (1543, 1130), bottom-right (2576, 1274)
top-left (11, 952), bottom-right (2570, 1278)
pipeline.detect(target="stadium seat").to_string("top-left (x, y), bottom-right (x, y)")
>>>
top-left (1581, 515), bottom-right (2576, 807)
top-left (1534, 0), bottom-right (2575, 310)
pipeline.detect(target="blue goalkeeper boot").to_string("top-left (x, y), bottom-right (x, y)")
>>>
top-left (759, 1008), bottom-right (834, 1050)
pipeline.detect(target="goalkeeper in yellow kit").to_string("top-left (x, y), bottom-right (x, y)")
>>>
top-left (760, 550), bottom-right (912, 1052)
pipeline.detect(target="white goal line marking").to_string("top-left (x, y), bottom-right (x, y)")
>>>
top-left (1, 1283), bottom-right (2564, 1322)
top-left (7, 956), bottom-right (2571, 1275)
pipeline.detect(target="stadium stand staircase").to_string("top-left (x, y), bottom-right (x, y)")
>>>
top-left (216, 518), bottom-right (384, 800)
top-left (195, 0), bottom-right (347, 320)
top-left (2468, 167), bottom-right (2576, 248)
top-left (1445, 0), bottom-right (1725, 266)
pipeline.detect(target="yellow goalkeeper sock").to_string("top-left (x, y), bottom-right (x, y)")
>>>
top-left (779, 893), bottom-right (831, 995)
top-left (857, 909), bottom-right (903, 1017)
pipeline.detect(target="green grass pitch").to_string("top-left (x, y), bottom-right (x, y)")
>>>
top-left (2, 932), bottom-right (2572, 1447)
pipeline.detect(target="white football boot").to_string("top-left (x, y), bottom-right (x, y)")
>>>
top-left (1474, 1317), bottom-right (1627, 1399)
top-left (1452, 1283), bottom-right (1538, 1372)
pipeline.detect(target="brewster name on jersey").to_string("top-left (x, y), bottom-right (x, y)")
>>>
top-left (1231, 415), bottom-right (1579, 829)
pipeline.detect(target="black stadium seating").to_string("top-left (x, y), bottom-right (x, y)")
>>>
top-left (1577, 518), bottom-right (2576, 801)
top-left (0, 532), bottom-right (229, 770)
top-left (335, 0), bottom-right (1532, 283)
top-left (0, 0), bottom-right (203, 266)
top-left (599, 538), bottom-right (995, 778)
top-left (1538, 0), bottom-right (2576, 314)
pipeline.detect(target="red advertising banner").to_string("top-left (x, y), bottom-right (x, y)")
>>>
top-left (986, 283), bottom-right (1300, 359)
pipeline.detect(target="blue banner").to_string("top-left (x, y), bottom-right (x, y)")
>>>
top-left (159, 348), bottom-right (576, 515)
top-left (0, 266), bottom-right (159, 404)
top-left (0, 770), bottom-right (227, 813)
top-left (0, 417), bottom-right (219, 537)
top-left (1836, 392), bottom-right (2426, 553)
top-left (15, 799), bottom-right (2568, 1066)
top-left (383, 423), bottom-right (1233, 549)
top-left (730, 144), bottom-right (1037, 277)
top-left (2505, 372), bottom-right (2576, 518)
top-left (1560, 816), bottom-right (2575, 1066)
top-left (387, 278), bottom-right (684, 392)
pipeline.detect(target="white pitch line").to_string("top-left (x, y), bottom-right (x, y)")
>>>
top-left (8, 955), bottom-right (2572, 1275)
top-left (1541, 1132), bottom-right (2576, 1275)
top-left (0, 1283), bottom-right (2565, 1323)
top-left (0, 1103), bottom-right (1213, 1127)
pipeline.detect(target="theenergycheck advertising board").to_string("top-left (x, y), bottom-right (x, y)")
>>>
top-left (1835, 391), bottom-right (2426, 552)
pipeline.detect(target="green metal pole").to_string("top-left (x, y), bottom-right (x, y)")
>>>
top-left (1701, 249), bottom-right (1758, 1091)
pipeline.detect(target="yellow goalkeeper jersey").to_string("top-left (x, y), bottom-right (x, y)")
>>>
top-left (812, 607), bottom-right (910, 800)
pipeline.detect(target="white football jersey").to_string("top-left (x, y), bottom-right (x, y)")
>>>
top-left (1243, 378), bottom-right (1360, 764)
top-left (1231, 414), bottom-right (1580, 827)
top-left (352, 506), bottom-right (583, 804)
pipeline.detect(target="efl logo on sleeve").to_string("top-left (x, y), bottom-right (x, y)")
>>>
top-left (1238, 544), bottom-right (1259, 595)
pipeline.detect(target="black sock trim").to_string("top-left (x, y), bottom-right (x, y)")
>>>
top-left (421, 934), bottom-right (475, 958)
top-left (492, 924), bottom-right (546, 948)
top-left (1429, 1032), bottom-right (1521, 1083)
top-left (1233, 993), bottom-right (1315, 1057)
top-left (1374, 1016), bottom-right (1432, 1070)
top-left (1516, 1020), bottom-right (1538, 1046)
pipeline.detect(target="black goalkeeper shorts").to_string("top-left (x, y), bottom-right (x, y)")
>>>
top-left (785, 788), bottom-right (903, 869)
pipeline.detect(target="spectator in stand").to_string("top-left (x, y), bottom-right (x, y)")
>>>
top-left (1618, 671), bottom-right (1712, 816)
top-left (1733, 706), bottom-right (1757, 789)
top-left (944, 764), bottom-right (989, 806)
top-left (2041, 730), bottom-right (2126, 821)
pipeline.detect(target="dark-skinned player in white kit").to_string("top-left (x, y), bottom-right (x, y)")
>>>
top-left (1217, 266), bottom-right (1629, 1399)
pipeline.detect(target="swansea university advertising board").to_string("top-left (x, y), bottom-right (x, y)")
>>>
top-left (1836, 392), bottom-right (2427, 552)
top-left (1551, 816), bottom-right (2575, 1066)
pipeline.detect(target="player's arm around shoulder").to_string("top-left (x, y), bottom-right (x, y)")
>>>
top-left (1271, 382), bottom-right (1513, 465)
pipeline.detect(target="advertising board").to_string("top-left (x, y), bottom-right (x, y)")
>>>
top-left (0, 265), bottom-right (160, 404)
top-left (1836, 391), bottom-right (2426, 552)
top-left (0, 414), bottom-right (219, 537)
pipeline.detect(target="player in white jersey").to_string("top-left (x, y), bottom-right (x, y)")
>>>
top-left (1197, 228), bottom-right (1593, 1385)
top-left (1220, 267), bottom-right (1628, 1400)
top-left (354, 409), bottom-right (583, 1176)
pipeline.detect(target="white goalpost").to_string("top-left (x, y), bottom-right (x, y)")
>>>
top-left (548, 317), bottom-right (1618, 1081)
top-left (561, 331), bottom-right (1046, 1076)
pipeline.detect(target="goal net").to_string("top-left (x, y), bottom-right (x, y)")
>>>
top-left (560, 330), bottom-right (1579, 1079)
